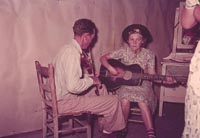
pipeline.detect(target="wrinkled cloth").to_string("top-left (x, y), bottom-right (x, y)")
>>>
top-left (182, 41), bottom-right (200, 138)
top-left (58, 85), bottom-right (126, 132)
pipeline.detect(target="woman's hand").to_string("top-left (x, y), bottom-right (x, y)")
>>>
top-left (163, 76), bottom-right (177, 84)
top-left (108, 66), bottom-right (118, 75)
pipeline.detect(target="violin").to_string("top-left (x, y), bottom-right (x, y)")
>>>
top-left (80, 50), bottom-right (101, 96)
top-left (81, 52), bottom-right (93, 74)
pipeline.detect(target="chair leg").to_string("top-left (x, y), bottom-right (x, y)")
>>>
top-left (158, 100), bottom-right (163, 117)
top-left (86, 113), bottom-right (92, 138)
top-left (147, 128), bottom-right (156, 138)
top-left (54, 119), bottom-right (59, 138)
top-left (42, 125), bottom-right (47, 138)
top-left (87, 125), bottom-right (92, 138)
top-left (69, 118), bottom-right (73, 128)
top-left (43, 111), bottom-right (47, 138)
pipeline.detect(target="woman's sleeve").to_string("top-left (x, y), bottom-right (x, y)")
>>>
top-left (108, 48), bottom-right (125, 60)
top-left (147, 51), bottom-right (156, 70)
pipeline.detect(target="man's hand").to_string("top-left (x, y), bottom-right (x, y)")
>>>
top-left (91, 76), bottom-right (101, 86)
top-left (163, 76), bottom-right (177, 84)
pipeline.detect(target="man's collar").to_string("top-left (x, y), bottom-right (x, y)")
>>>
top-left (72, 39), bottom-right (82, 54)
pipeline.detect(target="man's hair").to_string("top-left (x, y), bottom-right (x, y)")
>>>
top-left (73, 18), bottom-right (96, 36)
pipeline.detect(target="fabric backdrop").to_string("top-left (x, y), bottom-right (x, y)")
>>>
top-left (0, 0), bottom-right (182, 136)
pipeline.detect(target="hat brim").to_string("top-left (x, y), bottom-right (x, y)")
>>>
top-left (122, 24), bottom-right (153, 44)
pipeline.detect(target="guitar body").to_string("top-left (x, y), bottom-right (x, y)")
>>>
top-left (99, 59), bottom-right (144, 91)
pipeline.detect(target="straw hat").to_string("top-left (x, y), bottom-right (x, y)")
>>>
top-left (122, 24), bottom-right (153, 46)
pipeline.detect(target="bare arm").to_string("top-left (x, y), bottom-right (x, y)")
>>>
top-left (100, 53), bottom-right (118, 75)
top-left (181, 7), bottom-right (197, 29)
top-left (181, 0), bottom-right (200, 29)
top-left (194, 6), bottom-right (200, 22)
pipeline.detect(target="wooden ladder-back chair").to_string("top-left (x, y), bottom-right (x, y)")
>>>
top-left (35, 61), bottom-right (92, 138)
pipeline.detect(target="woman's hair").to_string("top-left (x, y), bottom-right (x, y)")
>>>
top-left (122, 24), bottom-right (153, 47)
top-left (73, 18), bottom-right (96, 36)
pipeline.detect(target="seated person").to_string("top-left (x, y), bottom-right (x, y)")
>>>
top-left (100, 24), bottom-right (175, 138)
top-left (53, 18), bottom-right (129, 138)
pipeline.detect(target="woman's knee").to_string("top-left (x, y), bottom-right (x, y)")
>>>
top-left (121, 99), bottom-right (130, 108)
top-left (138, 102), bottom-right (150, 112)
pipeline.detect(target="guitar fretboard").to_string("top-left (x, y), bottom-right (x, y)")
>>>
top-left (133, 73), bottom-right (188, 83)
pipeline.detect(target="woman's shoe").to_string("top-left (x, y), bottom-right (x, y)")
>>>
top-left (147, 128), bottom-right (156, 138)
top-left (100, 132), bottom-right (117, 138)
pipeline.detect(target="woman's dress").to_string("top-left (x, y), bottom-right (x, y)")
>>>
top-left (108, 47), bottom-right (157, 112)
top-left (182, 41), bottom-right (200, 138)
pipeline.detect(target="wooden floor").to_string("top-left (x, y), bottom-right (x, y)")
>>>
top-left (2, 102), bottom-right (185, 138)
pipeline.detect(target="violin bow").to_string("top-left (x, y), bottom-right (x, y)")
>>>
top-left (89, 48), bottom-right (101, 96)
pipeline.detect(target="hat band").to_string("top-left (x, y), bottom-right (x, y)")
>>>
top-left (128, 29), bottom-right (142, 36)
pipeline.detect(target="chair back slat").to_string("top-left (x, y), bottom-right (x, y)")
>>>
top-left (35, 61), bottom-right (59, 116)
top-left (40, 84), bottom-right (51, 92)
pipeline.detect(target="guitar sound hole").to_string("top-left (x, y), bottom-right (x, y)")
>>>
top-left (123, 71), bottom-right (132, 80)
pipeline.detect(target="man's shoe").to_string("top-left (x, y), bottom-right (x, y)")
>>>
top-left (116, 128), bottom-right (128, 138)
top-left (100, 132), bottom-right (117, 138)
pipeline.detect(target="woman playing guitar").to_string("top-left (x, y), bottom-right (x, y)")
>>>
top-left (100, 24), bottom-right (176, 138)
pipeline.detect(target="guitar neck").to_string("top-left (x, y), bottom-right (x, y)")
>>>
top-left (141, 74), bottom-right (165, 81)
top-left (139, 73), bottom-right (187, 83)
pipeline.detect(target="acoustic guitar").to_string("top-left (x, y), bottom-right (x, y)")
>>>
top-left (99, 59), bottom-right (188, 91)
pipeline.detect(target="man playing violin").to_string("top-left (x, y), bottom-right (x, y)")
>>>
top-left (52, 18), bottom-right (129, 138)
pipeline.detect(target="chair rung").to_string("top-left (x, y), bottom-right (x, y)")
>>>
top-left (58, 111), bottom-right (91, 117)
top-left (40, 84), bottom-right (51, 91)
top-left (46, 124), bottom-right (54, 132)
top-left (46, 110), bottom-right (53, 114)
top-left (43, 101), bottom-right (52, 107)
top-left (58, 127), bottom-right (88, 134)
top-left (131, 112), bottom-right (141, 116)
top-left (128, 119), bottom-right (144, 123)
top-left (73, 118), bottom-right (87, 126)
top-left (130, 108), bottom-right (141, 112)
top-left (46, 132), bottom-right (53, 137)
top-left (46, 118), bottom-right (53, 123)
